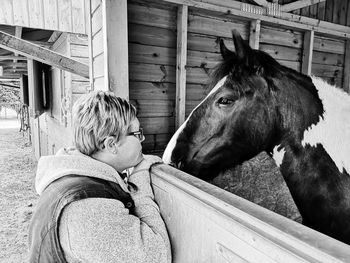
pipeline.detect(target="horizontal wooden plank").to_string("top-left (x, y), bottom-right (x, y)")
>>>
top-left (186, 67), bottom-right (212, 84)
top-left (188, 33), bottom-right (235, 53)
top-left (128, 23), bottom-right (176, 48)
top-left (129, 81), bottom-right (176, 100)
top-left (312, 63), bottom-right (343, 78)
top-left (138, 116), bottom-right (175, 134)
top-left (128, 2), bottom-right (177, 29)
top-left (188, 10), bottom-right (249, 39)
top-left (129, 63), bottom-right (176, 83)
top-left (312, 50), bottom-right (343, 66)
top-left (260, 26), bottom-right (303, 48)
top-left (129, 43), bottom-right (222, 68)
top-left (279, 60), bottom-right (301, 71)
top-left (313, 35), bottom-right (345, 54)
top-left (142, 133), bottom-right (172, 153)
top-left (186, 84), bottom-right (209, 101)
top-left (129, 99), bottom-right (174, 117)
top-left (129, 43), bottom-right (176, 65)
top-left (70, 44), bottom-right (89, 58)
top-left (187, 50), bottom-right (222, 68)
top-left (260, 44), bottom-right (301, 62)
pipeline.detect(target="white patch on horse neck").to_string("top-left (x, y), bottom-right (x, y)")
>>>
top-left (301, 76), bottom-right (350, 174)
top-left (162, 76), bottom-right (228, 164)
top-left (272, 145), bottom-right (285, 168)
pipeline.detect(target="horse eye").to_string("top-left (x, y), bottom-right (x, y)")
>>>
top-left (217, 97), bottom-right (234, 105)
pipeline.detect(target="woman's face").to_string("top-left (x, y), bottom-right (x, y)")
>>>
top-left (114, 118), bottom-right (144, 170)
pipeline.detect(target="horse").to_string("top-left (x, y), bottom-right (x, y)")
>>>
top-left (163, 30), bottom-right (350, 244)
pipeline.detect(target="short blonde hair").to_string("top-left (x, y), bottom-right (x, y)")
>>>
top-left (72, 91), bottom-right (137, 156)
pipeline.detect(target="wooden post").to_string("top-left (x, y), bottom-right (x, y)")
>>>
top-left (27, 59), bottom-right (41, 159)
top-left (301, 30), bottom-right (314, 75)
top-left (343, 40), bottom-right (350, 93)
top-left (175, 5), bottom-right (188, 129)
top-left (249, 20), bottom-right (261, 50)
top-left (87, 0), bottom-right (94, 91)
top-left (102, 0), bottom-right (129, 99)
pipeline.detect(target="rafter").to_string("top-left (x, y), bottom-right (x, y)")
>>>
top-left (0, 30), bottom-right (89, 78)
top-left (282, 0), bottom-right (326, 12)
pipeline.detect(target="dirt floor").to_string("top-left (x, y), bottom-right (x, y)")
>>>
top-left (0, 121), bottom-right (37, 263)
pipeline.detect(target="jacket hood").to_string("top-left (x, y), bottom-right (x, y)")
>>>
top-left (35, 147), bottom-right (129, 195)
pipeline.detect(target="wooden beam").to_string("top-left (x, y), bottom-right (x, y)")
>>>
top-left (249, 20), bottom-right (261, 50)
top-left (102, 0), bottom-right (129, 97)
top-left (0, 30), bottom-right (89, 78)
top-left (0, 56), bottom-right (27, 61)
top-left (162, 0), bottom-right (350, 39)
top-left (343, 40), bottom-right (350, 93)
top-left (250, 0), bottom-right (269, 7)
top-left (301, 30), bottom-right (314, 75)
top-left (282, 0), bottom-right (326, 12)
top-left (175, 5), bottom-right (188, 129)
top-left (0, 62), bottom-right (27, 67)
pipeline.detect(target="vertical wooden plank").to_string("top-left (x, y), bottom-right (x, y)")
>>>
top-left (325, 0), bottom-right (334, 22)
top-left (58, 0), bottom-right (72, 33)
top-left (44, 0), bottom-right (58, 30)
top-left (332, 0), bottom-right (341, 24)
top-left (301, 30), bottom-right (314, 75)
top-left (88, 0), bottom-right (94, 90)
top-left (347, 0), bottom-right (350, 26)
top-left (309, 3), bottom-right (318, 19)
top-left (343, 40), bottom-right (350, 93)
top-left (28, 0), bottom-right (44, 29)
top-left (0, 0), bottom-right (14, 25)
top-left (27, 59), bottom-right (41, 159)
top-left (102, 0), bottom-right (129, 97)
top-left (72, 0), bottom-right (85, 34)
top-left (339, 0), bottom-right (348, 26)
top-left (317, 2), bottom-right (326, 20)
top-left (175, 5), bottom-right (188, 129)
top-left (249, 20), bottom-right (261, 50)
top-left (13, 0), bottom-right (29, 26)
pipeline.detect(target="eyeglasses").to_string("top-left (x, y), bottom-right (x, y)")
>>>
top-left (127, 128), bottom-right (144, 142)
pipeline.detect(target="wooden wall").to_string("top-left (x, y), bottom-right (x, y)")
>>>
top-left (35, 33), bottom-right (89, 156)
top-left (151, 164), bottom-right (350, 262)
top-left (90, 0), bottom-right (105, 90)
top-left (127, 0), bottom-right (348, 153)
top-left (279, 0), bottom-right (350, 26)
top-left (0, 0), bottom-right (88, 34)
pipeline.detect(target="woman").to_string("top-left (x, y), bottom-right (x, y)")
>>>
top-left (28, 91), bottom-right (171, 263)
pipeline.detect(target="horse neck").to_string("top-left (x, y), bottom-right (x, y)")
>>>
top-left (274, 75), bottom-right (323, 144)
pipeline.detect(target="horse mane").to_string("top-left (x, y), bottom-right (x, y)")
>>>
top-left (208, 49), bottom-right (323, 111)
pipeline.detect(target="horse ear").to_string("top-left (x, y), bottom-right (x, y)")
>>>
top-left (231, 29), bottom-right (251, 61)
top-left (219, 38), bottom-right (235, 61)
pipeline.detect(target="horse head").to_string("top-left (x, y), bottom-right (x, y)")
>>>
top-left (163, 30), bottom-right (322, 181)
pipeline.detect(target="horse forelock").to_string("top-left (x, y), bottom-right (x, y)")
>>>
top-left (162, 76), bottom-right (228, 164)
top-left (301, 76), bottom-right (350, 174)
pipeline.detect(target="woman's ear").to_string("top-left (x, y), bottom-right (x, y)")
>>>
top-left (104, 136), bottom-right (119, 154)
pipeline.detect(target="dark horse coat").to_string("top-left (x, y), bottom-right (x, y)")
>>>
top-left (163, 30), bottom-right (350, 244)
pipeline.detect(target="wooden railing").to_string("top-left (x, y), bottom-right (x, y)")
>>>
top-left (151, 164), bottom-right (350, 263)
